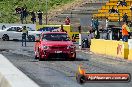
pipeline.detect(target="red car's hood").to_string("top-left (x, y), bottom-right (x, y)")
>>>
top-left (42, 41), bottom-right (73, 46)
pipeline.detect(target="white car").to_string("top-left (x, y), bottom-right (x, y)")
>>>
top-left (0, 26), bottom-right (41, 41)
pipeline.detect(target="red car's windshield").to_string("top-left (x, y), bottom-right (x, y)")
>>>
top-left (42, 33), bottom-right (70, 41)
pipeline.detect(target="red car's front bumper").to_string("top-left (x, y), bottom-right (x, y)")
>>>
top-left (40, 48), bottom-right (76, 59)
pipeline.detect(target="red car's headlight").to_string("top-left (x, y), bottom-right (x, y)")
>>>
top-left (42, 46), bottom-right (49, 50)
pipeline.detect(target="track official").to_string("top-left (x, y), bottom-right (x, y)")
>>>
top-left (22, 26), bottom-right (28, 46)
top-left (122, 22), bottom-right (130, 42)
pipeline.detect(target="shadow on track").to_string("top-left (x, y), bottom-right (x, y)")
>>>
top-left (32, 57), bottom-right (89, 62)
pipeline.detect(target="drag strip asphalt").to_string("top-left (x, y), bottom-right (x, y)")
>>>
top-left (0, 41), bottom-right (132, 87)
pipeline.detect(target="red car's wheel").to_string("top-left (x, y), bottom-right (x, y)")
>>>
top-left (69, 52), bottom-right (76, 61)
top-left (38, 51), bottom-right (43, 61)
top-left (35, 51), bottom-right (39, 59)
top-left (35, 55), bottom-right (38, 59)
top-left (38, 51), bottom-right (46, 61)
top-left (2, 34), bottom-right (9, 41)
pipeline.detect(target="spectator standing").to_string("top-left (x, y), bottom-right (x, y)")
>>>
top-left (37, 10), bottom-right (43, 25)
top-left (122, 13), bottom-right (128, 22)
top-left (94, 18), bottom-right (100, 39)
top-left (94, 18), bottom-right (99, 30)
top-left (20, 7), bottom-right (24, 24)
top-left (2, 25), bottom-right (6, 30)
top-left (22, 26), bottom-right (28, 46)
top-left (122, 21), bottom-right (130, 42)
top-left (23, 7), bottom-right (28, 23)
top-left (88, 30), bottom-right (94, 40)
top-left (65, 16), bottom-right (70, 25)
top-left (31, 11), bottom-right (36, 24)
top-left (88, 30), bottom-right (94, 46)
top-left (20, 7), bottom-right (28, 24)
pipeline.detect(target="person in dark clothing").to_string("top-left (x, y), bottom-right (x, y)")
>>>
top-left (121, 0), bottom-right (127, 7)
top-left (20, 10), bottom-right (24, 24)
top-left (20, 7), bottom-right (28, 24)
top-left (31, 11), bottom-right (36, 24)
top-left (22, 26), bottom-right (28, 46)
top-left (110, 7), bottom-right (115, 13)
top-left (37, 10), bottom-right (43, 25)
top-left (15, 6), bottom-right (21, 14)
top-left (94, 19), bottom-right (99, 30)
top-left (122, 13), bottom-right (128, 22)
top-left (2, 25), bottom-right (6, 30)
top-left (94, 18), bottom-right (100, 39)
top-left (120, 0), bottom-right (123, 4)
top-left (117, 0), bottom-right (127, 7)
top-left (23, 7), bottom-right (28, 23)
top-left (109, 7), bottom-right (118, 13)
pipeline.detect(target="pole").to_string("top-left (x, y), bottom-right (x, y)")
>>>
top-left (79, 33), bottom-right (82, 49)
top-left (78, 25), bottom-right (82, 49)
top-left (102, 0), bottom-right (103, 8)
top-left (110, 30), bottom-right (112, 40)
top-left (130, 6), bottom-right (132, 23)
top-left (118, 13), bottom-right (120, 25)
top-left (46, 0), bottom-right (48, 25)
top-left (0, 12), bottom-right (1, 17)
top-left (106, 18), bottom-right (108, 29)
top-left (117, 6), bottom-right (120, 25)
top-left (131, 10), bottom-right (132, 21)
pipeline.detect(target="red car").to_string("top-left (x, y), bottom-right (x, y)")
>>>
top-left (34, 32), bottom-right (76, 61)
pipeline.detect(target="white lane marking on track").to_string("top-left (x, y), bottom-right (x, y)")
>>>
top-left (76, 50), bottom-right (89, 54)
top-left (76, 50), bottom-right (81, 51)
top-left (84, 52), bottom-right (89, 53)
top-left (78, 55), bottom-right (83, 58)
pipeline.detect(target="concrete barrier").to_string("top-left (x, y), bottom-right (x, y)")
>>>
top-left (0, 54), bottom-right (40, 87)
top-left (90, 39), bottom-right (130, 59)
top-left (128, 39), bottom-right (132, 49)
top-left (128, 49), bottom-right (132, 60)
